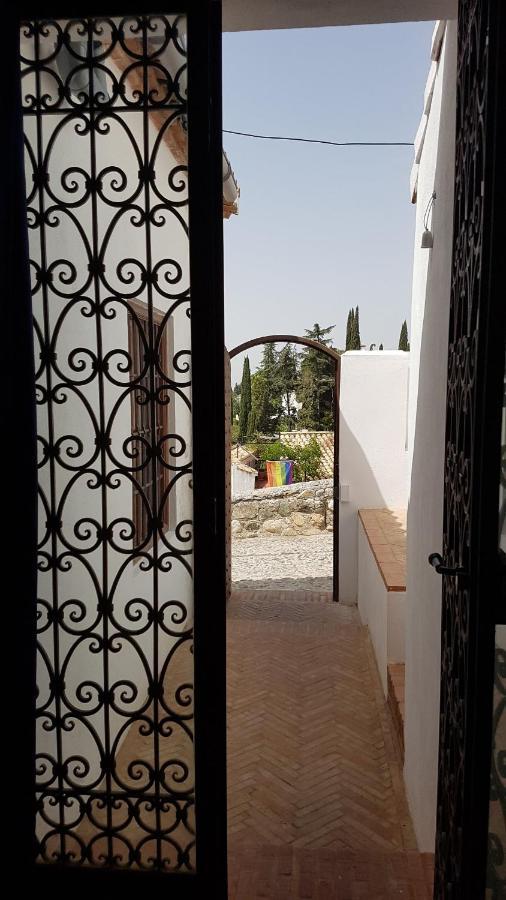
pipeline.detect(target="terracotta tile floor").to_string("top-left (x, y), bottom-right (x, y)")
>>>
top-left (227, 590), bottom-right (434, 898)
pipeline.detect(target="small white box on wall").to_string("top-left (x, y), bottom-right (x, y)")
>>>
top-left (340, 484), bottom-right (350, 503)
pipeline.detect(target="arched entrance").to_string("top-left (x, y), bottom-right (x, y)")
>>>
top-left (226, 334), bottom-right (341, 603)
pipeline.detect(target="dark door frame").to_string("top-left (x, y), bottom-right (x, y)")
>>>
top-left (229, 334), bottom-right (341, 603)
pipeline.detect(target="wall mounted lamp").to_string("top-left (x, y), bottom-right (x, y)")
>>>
top-left (421, 191), bottom-right (436, 248)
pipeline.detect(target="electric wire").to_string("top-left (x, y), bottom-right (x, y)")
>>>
top-left (223, 129), bottom-right (413, 147)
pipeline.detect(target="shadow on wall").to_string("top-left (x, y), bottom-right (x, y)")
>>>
top-left (404, 18), bottom-right (456, 855)
top-left (338, 413), bottom-right (386, 603)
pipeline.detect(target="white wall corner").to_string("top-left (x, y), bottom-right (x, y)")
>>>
top-left (431, 20), bottom-right (446, 62)
top-left (424, 60), bottom-right (438, 115)
top-left (410, 163), bottom-right (419, 204)
top-left (414, 115), bottom-right (428, 164)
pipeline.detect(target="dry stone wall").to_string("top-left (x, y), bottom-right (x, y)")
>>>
top-left (232, 479), bottom-right (334, 539)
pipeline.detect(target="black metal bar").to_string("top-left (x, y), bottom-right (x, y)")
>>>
top-left (332, 358), bottom-right (340, 602)
top-left (3, 3), bottom-right (39, 877)
top-left (187, 0), bottom-right (228, 896)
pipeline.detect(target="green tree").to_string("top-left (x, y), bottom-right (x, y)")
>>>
top-left (248, 370), bottom-right (268, 436)
top-left (351, 305), bottom-right (361, 349)
top-left (293, 436), bottom-right (322, 482)
top-left (379, 343), bottom-right (384, 350)
top-left (253, 343), bottom-right (282, 434)
top-left (297, 323), bottom-right (336, 430)
top-left (238, 356), bottom-right (251, 440)
top-left (345, 309), bottom-right (354, 350)
top-left (277, 343), bottom-right (299, 431)
top-left (231, 382), bottom-right (240, 427)
top-left (398, 320), bottom-right (409, 351)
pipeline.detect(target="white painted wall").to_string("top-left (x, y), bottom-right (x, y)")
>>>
top-left (358, 524), bottom-right (389, 693)
top-left (358, 523), bottom-right (406, 696)
top-left (339, 351), bottom-right (409, 603)
top-left (404, 20), bottom-right (457, 853)
top-left (231, 463), bottom-right (256, 495)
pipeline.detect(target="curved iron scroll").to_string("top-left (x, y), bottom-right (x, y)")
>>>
top-left (21, 15), bottom-right (196, 871)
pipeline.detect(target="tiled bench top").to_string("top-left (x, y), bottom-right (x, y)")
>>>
top-left (358, 508), bottom-right (407, 592)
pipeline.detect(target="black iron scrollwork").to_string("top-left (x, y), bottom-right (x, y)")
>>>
top-left (434, 1), bottom-right (489, 895)
top-left (22, 15), bottom-right (195, 871)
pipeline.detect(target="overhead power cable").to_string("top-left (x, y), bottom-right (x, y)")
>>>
top-left (223, 129), bottom-right (413, 147)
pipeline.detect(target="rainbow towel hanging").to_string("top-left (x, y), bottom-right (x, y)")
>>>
top-left (266, 459), bottom-right (294, 487)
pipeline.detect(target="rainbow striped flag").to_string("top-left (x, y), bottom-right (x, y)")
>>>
top-left (266, 459), bottom-right (294, 487)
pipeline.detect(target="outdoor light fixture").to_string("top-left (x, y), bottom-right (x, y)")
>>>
top-left (421, 191), bottom-right (436, 248)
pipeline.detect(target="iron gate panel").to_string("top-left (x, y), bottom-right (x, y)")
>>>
top-left (435, 0), bottom-right (506, 896)
top-left (16, 9), bottom-right (226, 882)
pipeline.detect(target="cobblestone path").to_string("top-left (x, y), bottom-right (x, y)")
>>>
top-left (232, 533), bottom-right (334, 592)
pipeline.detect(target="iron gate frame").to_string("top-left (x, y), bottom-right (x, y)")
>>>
top-left (433, 0), bottom-right (506, 897)
top-left (4, 1), bottom-right (227, 895)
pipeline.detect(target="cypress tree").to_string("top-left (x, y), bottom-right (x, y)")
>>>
top-left (238, 356), bottom-right (251, 440)
top-left (398, 320), bottom-right (409, 351)
top-left (353, 305), bottom-right (362, 349)
top-left (345, 309), bottom-right (353, 350)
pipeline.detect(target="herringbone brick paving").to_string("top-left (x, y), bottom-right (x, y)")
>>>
top-left (227, 590), bottom-right (434, 898)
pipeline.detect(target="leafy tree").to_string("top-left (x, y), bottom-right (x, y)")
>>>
top-left (297, 323), bottom-right (336, 430)
top-left (255, 437), bottom-right (322, 483)
top-left (369, 343), bottom-right (376, 351)
top-left (379, 343), bottom-right (384, 350)
top-left (238, 356), bottom-right (251, 440)
top-left (252, 343), bottom-right (282, 434)
top-left (293, 436), bottom-right (322, 482)
top-left (277, 343), bottom-right (299, 431)
top-left (398, 320), bottom-right (409, 351)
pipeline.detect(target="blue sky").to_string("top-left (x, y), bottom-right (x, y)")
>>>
top-left (222, 21), bottom-right (435, 382)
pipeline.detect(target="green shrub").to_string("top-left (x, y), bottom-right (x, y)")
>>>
top-left (292, 436), bottom-right (322, 482)
top-left (256, 441), bottom-right (293, 466)
top-left (255, 437), bottom-right (322, 483)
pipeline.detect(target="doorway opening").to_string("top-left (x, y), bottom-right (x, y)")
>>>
top-left (222, 13), bottom-right (456, 900)
top-left (227, 334), bottom-right (340, 603)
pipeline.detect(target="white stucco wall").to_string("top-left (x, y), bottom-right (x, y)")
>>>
top-left (404, 19), bottom-right (457, 853)
top-left (358, 523), bottom-right (389, 693)
top-left (231, 463), bottom-right (256, 495)
top-left (339, 351), bottom-right (409, 603)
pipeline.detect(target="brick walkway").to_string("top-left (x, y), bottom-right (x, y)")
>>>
top-left (227, 590), bottom-right (433, 898)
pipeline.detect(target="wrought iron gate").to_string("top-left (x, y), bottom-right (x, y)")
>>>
top-left (8, 2), bottom-right (226, 893)
top-left (434, 0), bottom-right (506, 896)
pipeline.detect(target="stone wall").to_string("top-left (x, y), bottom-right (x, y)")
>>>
top-left (232, 479), bottom-right (334, 539)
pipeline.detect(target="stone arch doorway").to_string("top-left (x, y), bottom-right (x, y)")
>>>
top-left (226, 334), bottom-right (341, 603)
